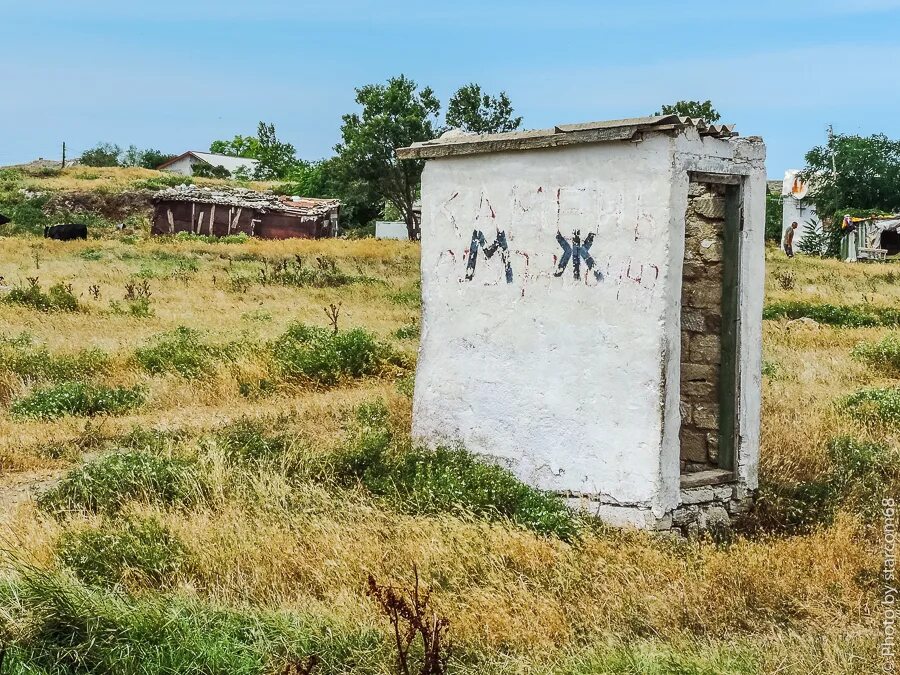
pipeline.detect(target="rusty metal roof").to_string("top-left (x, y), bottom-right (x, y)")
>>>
top-left (152, 185), bottom-right (340, 216)
top-left (396, 115), bottom-right (737, 160)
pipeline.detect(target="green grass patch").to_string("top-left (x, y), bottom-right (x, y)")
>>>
top-left (10, 382), bottom-right (145, 420)
top-left (4, 279), bottom-right (80, 312)
top-left (0, 193), bottom-right (51, 235)
top-left (326, 402), bottom-right (580, 541)
top-left (0, 334), bottom-right (109, 382)
top-left (851, 333), bottom-right (900, 374)
top-left (839, 387), bottom-right (900, 428)
top-left (0, 570), bottom-right (385, 675)
top-left (271, 323), bottom-right (389, 386)
top-left (134, 327), bottom-right (232, 378)
top-left (393, 322), bottom-right (419, 340)
top-left (747, 436), bottom-right (900, 532)
top-left (37, 451), bottom-right (207, 517)
top-left (56, 516), bottom-right (191, 589)
top-left (173, 231), bottom-right (249, 244)
top-left (212, 418), bottom-right (301, 471)
top-left (763, 300), bottom-right (900, 327)
top-left (388, 286), bottom-right (421, 307)
top-left (131, 174), bottom-right (193, 191)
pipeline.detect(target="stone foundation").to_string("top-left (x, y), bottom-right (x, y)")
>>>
top-left (564, 483), bottom-right (756, 537)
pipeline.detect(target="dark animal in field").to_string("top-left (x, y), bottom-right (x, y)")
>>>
top-left (0, 213), bottom-right (10, 225)
top-left (44, 223), bottom-right (88, 240)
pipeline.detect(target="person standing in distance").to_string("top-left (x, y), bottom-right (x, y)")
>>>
top-left (783, 221), bottom-right (798, 258)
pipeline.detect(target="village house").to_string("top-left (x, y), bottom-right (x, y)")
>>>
top-left (157, 151), bottom-right (259, 178)
top-left (151, 185), bottom-right (340, 239)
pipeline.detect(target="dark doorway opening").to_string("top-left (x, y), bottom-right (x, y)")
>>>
top-left (881, 230), bottom-right (900, 256)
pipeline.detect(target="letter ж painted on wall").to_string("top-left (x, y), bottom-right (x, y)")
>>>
top-left (554, 230), bottom-right (603, 281)
top-left (464, 229), bottom-right (513, 283)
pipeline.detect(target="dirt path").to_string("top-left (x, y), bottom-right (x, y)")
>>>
top-left (0, 466), bottom-right (69, 511)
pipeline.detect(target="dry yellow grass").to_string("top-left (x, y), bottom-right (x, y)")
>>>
top-left (16, 165), bottom-right (279, 193)
top-left (0, 237), bottom-right (894, 672)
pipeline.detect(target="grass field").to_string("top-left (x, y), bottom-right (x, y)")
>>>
top-left (0, 215), bottom-right (896, 673)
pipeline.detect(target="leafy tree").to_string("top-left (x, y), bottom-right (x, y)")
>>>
top-left (655, 100), bottom-right (721, 123)
top-left (765, 190), bottom-right (783, 242)
top-left (802, 132), bottom-right (900, 218)
top-left (80, 143), bottom-right (122, 167)
top-left (446, 83), bottom-right (522, 134)
top-left (209, 135), bottom-right (259, 159)
top-left (337, 75), bottom-right (440, 240)
top-left (121, 145), bottom-right (142, 167)
top-left (192, 164), bottom-right (231, 179)
top-left (253, 122), bottom-right (298, 180)
top-left (797, 219), bottom-right (828, 256)
top-left (279, 156), bottom-right (382, 232)
top-left (209, 123), bottom-right (297, 180)
top-left (139, 149), bottom-right (177, 170)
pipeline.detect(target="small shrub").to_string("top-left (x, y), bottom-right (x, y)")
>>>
top-left (394, 322), bottom-right (420, 340)
top-left (760, 360), bottom-right (781, 378)
top-left (366, 567), bottom-right (450, 675)
top-left (0, 334), bottom-right (109, 383)
top-left (763, 300), bottom-right (900, 327)
top-left (56, 517), bottom-right (190, 589)
top-left (396, 374), bottom-right (415, 397)
top-left (4, 279), bottom-right (80, 312)
top-left (135, 327), bottom-right (227, 378)
top-left (327, 402), bottom-right (580, 540)
top-left (78, 247), bottom-right (105, 261)
top-left (10, 382), bottom-right (145, 420)
top-left (747, 436), bottom-right (900, 532)
top-left (271, 322), bottom-right (387, 386)
top-left (772, 269), bottom-right (795, 291)
top-left (37, 451), bottom-right (206, 517)
top-left (851, 333), bottom-right (900, 374)
top-left (839, 387), bottom-right (900, 428)
top-left (213, 418), bottom-right (298, 469)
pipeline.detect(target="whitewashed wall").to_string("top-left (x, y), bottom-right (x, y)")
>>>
top-left (161, 156), bottom-right (197, 176)
top-left (414, 130), bottom-right (766, 525)
top-left (375, 221), bottom-right (409, 240)
top-left (782, 196), bottom-right (818, 251)
top-left (415, 134), bottom-right (676, 512)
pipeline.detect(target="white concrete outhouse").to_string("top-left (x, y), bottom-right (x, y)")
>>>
top-left (397, 116), bottom-right (766, 532)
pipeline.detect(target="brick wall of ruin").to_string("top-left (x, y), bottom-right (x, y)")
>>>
top-left (679, 182), bottom-right (726, 473)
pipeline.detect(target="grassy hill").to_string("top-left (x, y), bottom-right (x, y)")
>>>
top-left (0, 190), bottom-right (895, 672)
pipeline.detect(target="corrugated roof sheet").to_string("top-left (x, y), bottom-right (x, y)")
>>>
top-left (396, 115), bottom-right (737, 160)
top-left (152, 184), bottom-right (340, 216)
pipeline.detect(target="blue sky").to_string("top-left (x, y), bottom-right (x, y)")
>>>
top-left (2, 0), bottom-right (899, 177)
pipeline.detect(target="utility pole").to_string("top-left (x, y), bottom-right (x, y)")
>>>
top-left (61, 142), bottom-right (66, 168)
top-left (827, 124), bottom-right (837, 178)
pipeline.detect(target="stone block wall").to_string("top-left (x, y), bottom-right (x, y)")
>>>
top-left (679, 182), bottom-right (726, 473)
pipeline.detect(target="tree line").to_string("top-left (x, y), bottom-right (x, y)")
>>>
top-left (78, 84), bottom-right (900, 245)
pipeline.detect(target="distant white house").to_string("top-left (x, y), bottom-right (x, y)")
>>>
top-left (375, 221), bottom-right (409, 240)
top-left (157, 151), bottom-right (259, 177)
top-left (781, 169), bottom-right (819, 251)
